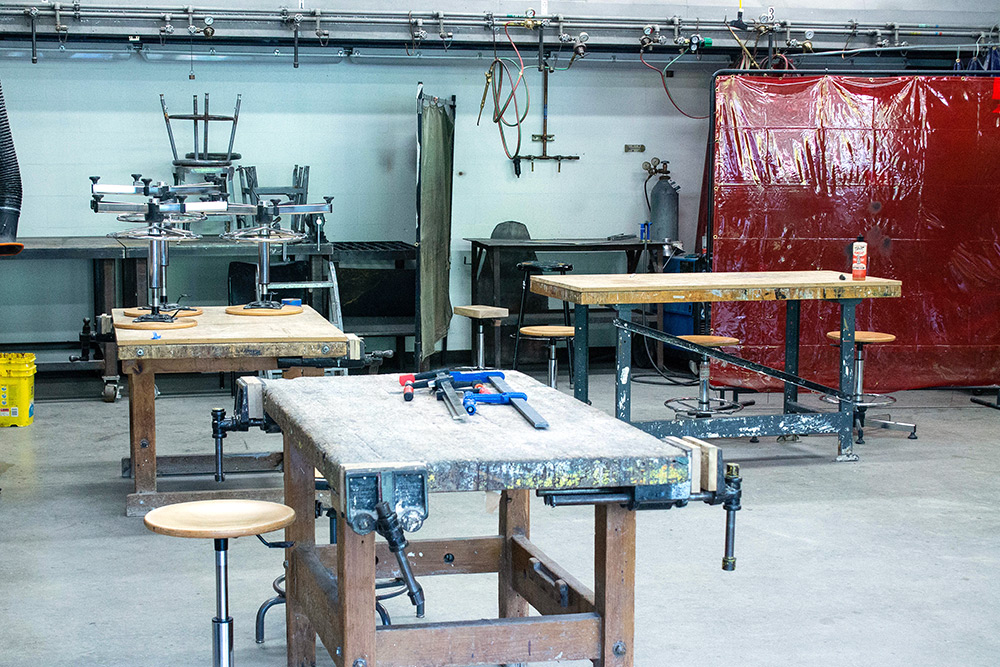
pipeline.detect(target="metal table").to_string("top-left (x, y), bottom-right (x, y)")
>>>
top-left (114, 304), bottom-right (358, 515)
top-left (532, 270), bottom-right (903, 461)
top-left (262, 371), bottom-right (720, 667)
top-left (466, 236), bottom-right (656, 308)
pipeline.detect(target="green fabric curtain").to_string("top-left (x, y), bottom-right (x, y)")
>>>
top-left (417, 94), bottom-right (455, 362)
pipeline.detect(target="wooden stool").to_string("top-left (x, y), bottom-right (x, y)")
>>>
top-left (144, 500), bottom-right (296, 667)
top-left (664, 335), bottom-right (744, 418)
top-left (823, 330), bottom-right (917, 443)
top-left (454, 305), bottom-right (509, 369)
top-left (519, 325), bottom-right (574, 388)
top-left (513, 260), bottom-right (574, 375)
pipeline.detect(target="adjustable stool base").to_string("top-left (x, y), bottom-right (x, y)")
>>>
top-left (664, 396), bottom-right (744, 419)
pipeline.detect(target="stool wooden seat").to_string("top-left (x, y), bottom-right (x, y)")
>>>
top-left (144, 499), bottom-right (296, 539)
top-left (826, 330), bottom-right (896, 344)
top-left (455, 305), bottom-right (510, 369)
top-left (145, 499), bottom-right (297, 667)
top-left (513, 261), bottom-right (575, 379)
top-left (517, 325), bottom-right (575, 388)
top-left (821, 328), bottom-right (915, 444)
top-left (454, 305), bottom-right (509, 319)
top-left (679, 335), bottom-right (740, 348)
top-left (519, 325), bottom-right (575, 338)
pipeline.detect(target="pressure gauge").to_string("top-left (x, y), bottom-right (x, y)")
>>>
top-left (804, 28), bottom-right (815, 39)
top-left (204, 16), bottom-right (214, 26)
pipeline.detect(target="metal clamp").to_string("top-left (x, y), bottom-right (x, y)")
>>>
top-left (344, 468), bottom-right (429, 536)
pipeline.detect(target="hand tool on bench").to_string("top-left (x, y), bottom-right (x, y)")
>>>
top-left (487, 374), bottom-right (549, 429)
top-left (461, 390), bottom-right (528, 415)
top-left (399, 370), bottom-right (504, 420)
top-left (400, 370), bottom-right (548, 428)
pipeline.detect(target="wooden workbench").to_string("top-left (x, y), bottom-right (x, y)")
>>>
top-left (115, 305), bottom-right (358, 516)
top-left (264, 372), bottom-right (690, 667)
top-left (531, 270), bottom-right (902, 304)
top-left (531, 270), bottom-right (903, 461)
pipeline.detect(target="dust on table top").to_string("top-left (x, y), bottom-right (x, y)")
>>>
top-left (262, 371), bottom-right (687, 493)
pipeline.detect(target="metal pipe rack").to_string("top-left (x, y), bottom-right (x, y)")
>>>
top-left (0, 3), bottom-right (995, 60)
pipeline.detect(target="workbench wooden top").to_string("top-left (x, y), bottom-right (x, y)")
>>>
top-left (531, 270), bottom-right (902, 305)
top-left (262, 372), bottom-right (688, 494)
top-left (113, 305), bottom-right (353, 361)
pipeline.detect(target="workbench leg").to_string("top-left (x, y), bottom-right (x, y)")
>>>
top-left (615, 305), bottom-right (632, 422)
top-left (783, 300), bottom-right (801, 413)
top-left (127, 368), bottom-right (157, 496)
top-left (836, 299), bottom-right (861, 462)
top-left (593, 504), bottom-right (636, 667)
top-left (337, 511), bottom-right (376, 667)
top-left (574, 304), bottom-right (590, 404)
top-left (284, 435), bottom-right (317, 667)
top-left (499, 489), bottom-right (530, 667)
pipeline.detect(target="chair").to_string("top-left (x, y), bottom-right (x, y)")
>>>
top-left (143, 499), bottom-right (296, 667)
top-left (473, 221), bottom-right (545, 363)
top-left (822, 330), bottom-right (917, 444)
top-left (664, 335), bottom-right (746, 417)
top-left (518, 325), bottom-right (575, 388)
top-left (512, 261), bottom-right (575, 382)
top-left (453, 305), bottom-right (509, 369)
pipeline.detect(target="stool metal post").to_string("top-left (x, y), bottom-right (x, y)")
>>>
top-left (697, 357), bottom-right (711, 412)
top-left (512, 270), bottom-right (532, 369)
top-left (213, 538), bottom-right (234, 667)
top-left (476, 321), bottom-right (485, 369)
top-left (854, 346), bottom-right (865, 400)
top-left (547, 340), bottom-right (558, 388)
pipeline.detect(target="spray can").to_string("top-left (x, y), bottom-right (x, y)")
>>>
top-left (851, 235), bottom-right (868, 281)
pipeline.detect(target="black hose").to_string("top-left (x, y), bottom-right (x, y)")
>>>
top-left (0, 80), bottom-right (23, 256)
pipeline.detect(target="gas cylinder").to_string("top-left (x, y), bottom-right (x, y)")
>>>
top-left (649, 173), bottom-right (680, 244)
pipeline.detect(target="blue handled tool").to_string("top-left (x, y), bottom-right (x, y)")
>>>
top-left (462, 390), bottom-right (528, 415)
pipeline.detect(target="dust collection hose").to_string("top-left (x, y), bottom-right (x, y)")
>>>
top-left (0, 80), bottom-right (23, 257)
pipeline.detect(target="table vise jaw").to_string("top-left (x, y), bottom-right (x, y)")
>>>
top-left (537, 462), bottom-right (743, 571)
top-left (210, 376), bottom-right (280, 482)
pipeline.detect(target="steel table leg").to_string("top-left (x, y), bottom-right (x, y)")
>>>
top-left (783, 300), bottom-right (801, 413)
top-left (573, 303), bottom-right (589, 404)
top-left (615, 304), bottom-right (632, 422)
top-left (836, 299), bottom-right (861, 462)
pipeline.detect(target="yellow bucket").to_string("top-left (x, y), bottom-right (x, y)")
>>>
top-left (0, 353), bottom-right (35, 427)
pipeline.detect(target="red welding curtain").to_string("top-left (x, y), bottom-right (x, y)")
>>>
top-left (709, 74), bottom-right (1000, 391)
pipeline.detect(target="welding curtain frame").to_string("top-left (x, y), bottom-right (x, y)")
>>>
top-left (416, 86), bottom-right (456, 364)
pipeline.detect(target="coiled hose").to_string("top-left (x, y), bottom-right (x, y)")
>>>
top-left (0, 80), bottom-right (22, 256)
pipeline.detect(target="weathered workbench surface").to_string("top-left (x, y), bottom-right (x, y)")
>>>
top-left (264, 372), bottom-right (687, 493)
top-left (267, 372), bottom-right (692, 667)
top-left (115, 305), bottom-right (356, 516)
top-left (113, 305), bottom-right (352, 361)
top-left (531, 270), bottom-right (902, 304)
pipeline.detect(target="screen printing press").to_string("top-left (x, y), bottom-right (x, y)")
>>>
top-left (114, 304), bottom-right (361, 516)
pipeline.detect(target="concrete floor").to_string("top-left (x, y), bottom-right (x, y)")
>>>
top-left (1, 369), bottom-right (999, 666)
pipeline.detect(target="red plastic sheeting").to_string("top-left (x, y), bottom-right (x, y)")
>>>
top-left (709, 74), bottom-right (1000, 391)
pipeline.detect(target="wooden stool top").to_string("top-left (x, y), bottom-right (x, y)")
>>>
top-left (825, 330), bottom-right (896, 344)
top-left (454, 305), bottom-right (509, 320)
top-left (519, 325), bottom-right (575, 338)
top-left (679, 335), bottom-right (740, 348)
top-left (143, 499), bottom-right (296, 539)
